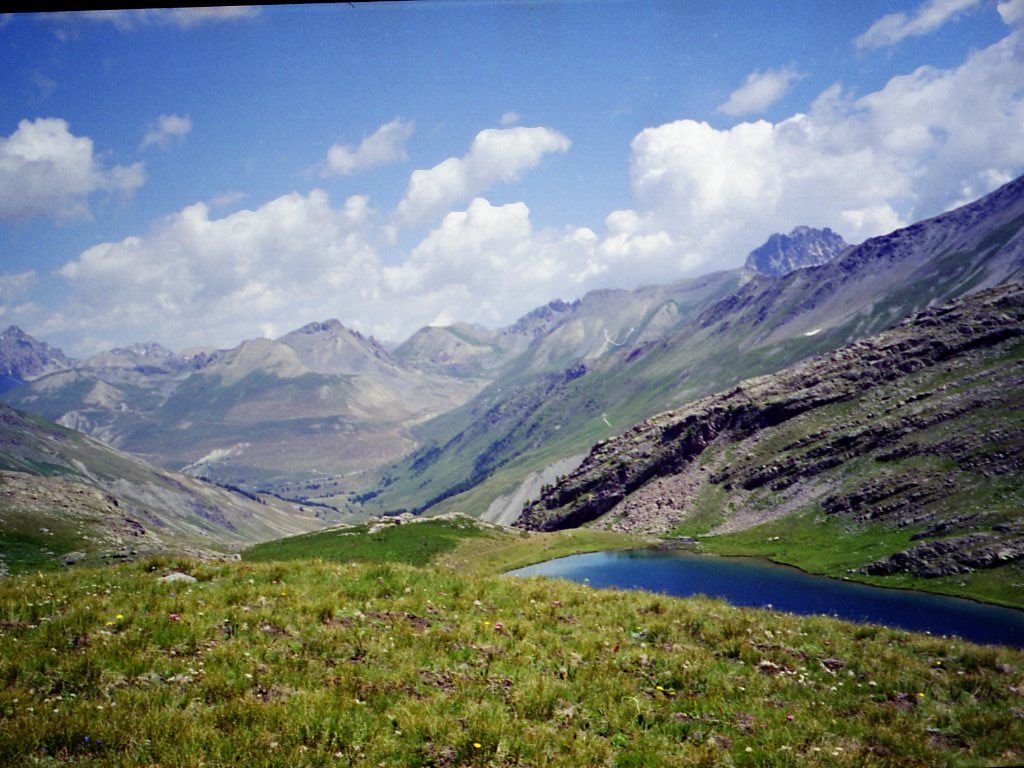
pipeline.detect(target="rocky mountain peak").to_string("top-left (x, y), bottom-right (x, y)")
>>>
top-left (504, 298), bottom-right (581, 339)
top-left (745, 226), bottom-right (848, 277)
top-left (0, 325), bottom-right (74, 383)
top-left (277, 318), bottom-right (398, 376)
top-left (108, 341), bottom-right (175, 360)
top-left (295, 318), bottom-right (345, 335)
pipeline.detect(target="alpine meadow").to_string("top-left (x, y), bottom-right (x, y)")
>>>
top-left (2, 3), bottom-right (1024, 766)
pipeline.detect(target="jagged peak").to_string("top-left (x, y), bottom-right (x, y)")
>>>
top-left (744, 225), bottom-right (849, 277)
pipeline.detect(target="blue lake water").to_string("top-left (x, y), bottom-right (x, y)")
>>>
top-left (509, 549), bottom-right (1024, 648)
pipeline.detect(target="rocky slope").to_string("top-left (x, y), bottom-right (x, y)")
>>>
top-left (744, 225), bottom-right (848, 276)
top-left (0, 404), bottom-right (330, 574)
top-left (516, 283), bottom-right (1024, 584)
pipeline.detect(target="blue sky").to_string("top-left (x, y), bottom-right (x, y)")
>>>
top-left (1, 1), bottom-right (1022, 356)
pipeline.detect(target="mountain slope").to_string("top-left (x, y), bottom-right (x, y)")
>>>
top-left (357, 175), bottom-right (1024, 521)
top-left (356, 269), bottom-right (746, 515)
top-left (0, 404), bottom-right (329, 574)
top-left (516, 283), bottom-right (1024, 604)
top-left (393, 323), bottom-right (507, 378)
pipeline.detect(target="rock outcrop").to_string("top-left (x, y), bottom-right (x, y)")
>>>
top-left (515, 282), bottom-right (1024, 584)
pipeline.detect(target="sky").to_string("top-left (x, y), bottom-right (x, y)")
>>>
top-left (1, 0), bottom-right (1023, 357)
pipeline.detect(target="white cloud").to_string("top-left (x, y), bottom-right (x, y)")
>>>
top-left (322, 118), bottom-right (415, 177)
top-left (395, 126), bottom-right (571, 225)
top-left (40, 28), bottom-right (1024, 356)
top-left (0, 270), bottom-right (36, 303)
top-left (718, 66), bottom-right (805, 117)
top-left (141, 114), bottom-right (192, 150)
top-left (621, 28), bottom-right (1024, 273)
top-left (55, 190), bottom-right (381, 352)
top-left (855, 0), bottom-right (982, 49)
top-left (998, 0), bottom-right (1024, 24)
top-left (0, 118), bottom-right (144, 223)
top-left (499, 111), bottom-right (521, 126)
top-left (381, 198), bottom-right (603, 334)
top-left (49, 7), bottom-right (259, 32)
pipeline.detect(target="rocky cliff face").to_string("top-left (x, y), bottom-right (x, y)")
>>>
top-left (516, 283), bottom-right (1024, 579)
top-left (744, 226), bottom-right (848, 276)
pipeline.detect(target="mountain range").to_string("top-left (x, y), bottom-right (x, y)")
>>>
top-left (3, 175), bottom-right (1023, 528)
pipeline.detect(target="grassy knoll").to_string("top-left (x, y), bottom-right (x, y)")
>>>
top-left (244, 517), bottom-right (507, 568)
top-left (243, 516), bottom-right (648, 576)
top-left (2, 558), bottom-right (1024, 767)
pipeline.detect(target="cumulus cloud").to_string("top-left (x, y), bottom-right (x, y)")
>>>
top-left (998, 0), bottom-right (1024, 24)
top-left (322, 118), bottom-right (415, 177)
top-left (622, 27), bottom-right (1024, 273)
top-left (854, 0), bottom-right (982, 49)
top-left (43, 28), bottom-right (1024, 355)
top-left (0, 118), bottom-right (144, 223)
top-left (55, 190), bottom-right (380, 352)
top-left (141, 114), bottom-right (192, 150)
top-left (499, 111), bottom-right (521, 126)
top-left (718, 66), bottom-right (805, 117)
top-left (395, 126), bottom-right (571, 225)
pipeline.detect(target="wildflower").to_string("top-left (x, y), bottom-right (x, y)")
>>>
top-left (656, 685), bottom-right (664, 691)
top-left (493, 622), bottom-right (504, 632)
top-left (473, 743), bottom-right (482, 749)
top-left (917, 692), bottom-right (925, 698)
top-left (168, 613), bottom-right (181, 622)
top-left (116, 614), bottom-right (123, 620)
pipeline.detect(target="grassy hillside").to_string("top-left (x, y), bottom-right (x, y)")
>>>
top-left (0, 405), bottom-right (328, 574)
top-left (1, 556), bottom-right (1022, 767)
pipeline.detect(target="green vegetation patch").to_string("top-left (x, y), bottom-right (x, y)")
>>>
top-left (244, 517), bottom-right (509, 567)
top-left (1, 559), bottom-right (1023, 767)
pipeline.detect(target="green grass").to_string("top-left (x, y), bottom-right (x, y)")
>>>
top-left (244, 518), bottom-right (510, 568)
top-left (694, 511), bottom-right (921, 576)
top-left (440, 528), bottom-right (651, 576)
top-left (1, 557), bottom-right (1023, 767)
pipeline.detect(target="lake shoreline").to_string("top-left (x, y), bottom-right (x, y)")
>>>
top-left (508, 546), bottom-right (1024, 647)
top-left (509, 540), bottom-right (1024, 613)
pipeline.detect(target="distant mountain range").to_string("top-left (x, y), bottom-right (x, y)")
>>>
top-left (3, 175), bottom-right (1023, 525)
